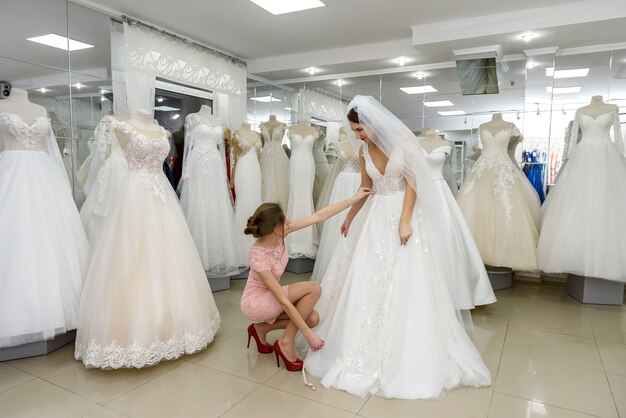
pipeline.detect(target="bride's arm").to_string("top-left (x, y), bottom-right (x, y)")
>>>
top-left (285, 187), bottom-right (372, 236)
top-left (341, 150), bottom-right (373, 236)
top-left (399, 185), bottom-right (416, 245)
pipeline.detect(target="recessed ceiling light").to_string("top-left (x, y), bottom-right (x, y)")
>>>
top-left (546, 86), bottom-right (582, 94)
top-left (545, 67), bottom-right (590, 79)
top-left (100, 95), bottom-right (107, 102)
top-left (521, 32), bottom-right (536, 42)
top-left (396, 56), bottom-right (408, 66)
top-left (154, 105), bottom-right (180, 111)
top-left (527, 62), bottom-right (537, 69)
top-left (415, 72), bottom-right (426, 80)
top-left (250, 96), bottom-right (283, 103)
top-left (284, 107), bottom-right (292, 111)
top-left (438, 110), bottom-right (466, 116)
top-left (27, 34), bottom-right (94, 51)
top-left (172, 114), bottom-right (180, 120)
top-left (249, 0), bottom-right (325, 15)
top-left (39, 87), bottom-right (47, 93)
top-left (157, 97), bottom-right (164, 103)
top-left (305, 67), bottom-right (319, 75)
top-left (424, 100), bottom-right (454, 107)
top-left (400, 85), bottom-right (438, 94)
top-left (335, 79), bottom-right (344, 87)
top-left (75, 83), bottom-right (82, 89)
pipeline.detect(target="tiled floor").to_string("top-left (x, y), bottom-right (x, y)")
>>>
top-left (1, 274), bottom-right (625, 418)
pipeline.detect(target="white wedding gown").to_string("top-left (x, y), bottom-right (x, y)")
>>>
top-left (304, 143), bottom-right (491, 399)
top-left (0, 112), bottom-right (90, 348)
top-left (179, 114), bottom-right (241, 276)
top-left (79, 115), bottom-right (129, 245)
top-left (312, 132), bottom-right (330, 205)
top-left (259, 124), bottom-right (290, 210)
top-left (233, 132), bottom-right (263, 265)
top-left (539, 108), bottom-right (626, 282)
top-left (285, 129), bottom-right (318, 258)
top-left (75, 121), bottom-right (220, 369)
top-left (311, 140), bottom-right (362, 282)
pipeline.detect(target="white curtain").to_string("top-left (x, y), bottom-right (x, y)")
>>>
top-left (110, 24), bottom-right (127, 113)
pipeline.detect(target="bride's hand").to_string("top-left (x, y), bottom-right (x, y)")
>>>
top-left (306, 332), bottom-right (325, 351)
top-left (341, 216), bottom-right (352, 237)
top-left (399, 222), bottom-right (413, 246)
top-left (353, 187), bottom-right (373, 201)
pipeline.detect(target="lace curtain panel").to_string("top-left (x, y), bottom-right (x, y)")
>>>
top-left (298, 88), bottom-right (347, 123)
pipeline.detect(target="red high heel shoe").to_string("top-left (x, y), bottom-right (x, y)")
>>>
top-left (247, 324), bottom-right (273, 354)
top-left (273, 341), bottom-right (303, 372)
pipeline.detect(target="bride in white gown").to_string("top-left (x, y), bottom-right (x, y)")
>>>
top-left (304, 96), bottom-right (493, 399)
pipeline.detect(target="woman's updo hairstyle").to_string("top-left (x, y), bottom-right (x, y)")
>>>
top-left (244, 203), bottom-right (285, 238)
top-left (347, 107), bottom-right (360, 123)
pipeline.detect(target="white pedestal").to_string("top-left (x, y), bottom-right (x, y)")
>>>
top-left (566, 274), bottom-right (624, 305)
top-left (230, 268), bottom-right (250, 280)
top-left (286, 257), bottom-right (315, 274)
top-left (486, 267), bottom-right (513, 291)
top-left (207, 275), bottom-right (230, 292)
top-left (0, 330), bottom-right (76, 361)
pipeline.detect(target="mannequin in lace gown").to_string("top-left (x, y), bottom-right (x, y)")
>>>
top-left (457, 114), bottom-right (541, 271)
top-left (260, 115), bottom-right (290, 209)
top-left (179, 109), bottom-right (241, 277)
top-left (79, 114), bottom-right (129, 244)
top-left (312, 130), bottom-right (330, 205)
top-left (285, 123), bottom-right (318, 258)
top-left (75, 110), bottom-right (220, 369)
top-left (539, 96), bottom-right (626, 282)
top-left (311, 137), bottom-right (362, 282)
top-left (0, 89), bottom-right (90, 348)
top-left (232, 123), bottom-right (263, 265)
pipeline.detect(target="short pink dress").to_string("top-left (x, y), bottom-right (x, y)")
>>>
top-left (240, 241), bottom-right (290, 324)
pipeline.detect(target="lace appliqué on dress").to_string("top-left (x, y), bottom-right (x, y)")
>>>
top-left (462, 153), bottom-right (516, 219)
top-left (0, 113), bottom-right (50, 149)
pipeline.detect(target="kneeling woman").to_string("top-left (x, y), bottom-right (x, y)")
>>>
top-left (241, 188), bottom-right (371, 371)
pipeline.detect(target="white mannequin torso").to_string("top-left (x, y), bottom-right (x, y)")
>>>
top-left (261, 115), bottom-right (286, 137)
top-left (420, 131), bottom-right (450, 154)
top-left (0, 88), bottom-right (47, 123)
top-left (290, 122), bottom-right (317, 137)
top-left (480, 113), bottom-right (514, 136)
top-left (578, 96), bottom-right (617, 118)
top-left (115, 109), bottom-right (162, 149)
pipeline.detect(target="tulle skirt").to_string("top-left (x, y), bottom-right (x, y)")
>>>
top-left (260, 142), bottom-right (290, 210)
top-left (285, 149), bottom-right (317, 258)
top-left (539, 141), bottom-right (626, 282)
top-left (180, 148), bottom-right (240, 277)
top-left (311, 171), bottom-right (361, 282)
top-left (234, 150), bottom-right (263, 265)
top-left (79, 153), bottom-right (128, 245)
top-left (75, 172), bottom-right (220, 369)
top-left (304, 191), bottom-right (491, 399)
top-left (0, 151), bottom-right (90, 348)
top-left (313, 151), bottom-right (330, 205)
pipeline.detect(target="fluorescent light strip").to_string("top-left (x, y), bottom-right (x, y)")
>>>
top-left (438, 110), bottom-right (466, 116)
top-left (250, 96), bottom-right (283, 103)
top-left (154, 106), bottom-right (180, 111)
top-left (423, 100), bottom-right (454, 108)
top-left (249, 0), bottom-right (325, 15)
top-left (546, 86), bottom-right (582, 94)
top-left (400, 85), bottom-right (438, 94)
top-left (27, 34), bottom-right (94, 51)
top-left (545, 67), bottom-right (589, 79)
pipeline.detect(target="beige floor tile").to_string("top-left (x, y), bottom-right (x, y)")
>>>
top-left (503, 325), bottom-right (603, 371)
top-left (607, 374), bottom-right (626, 418)
top-left (210, 325), bottom-right (243, 347)
top-left (508, 306), bottom-right (594, 339)
top-left (495, 353), bottom-right (618, 418)
top-left (221, 385), bottom-right (355, 418)
top-left (358, 386), bottom-right (492, 418)
top-left (264, 368), bottom-right (368, 413)
top-left (473, 321), bottom-right (508, 352)
top-left (0, 379), bottom-right (99, 418)
top-left (592, 317), bottom-right (626, 345)
top-left (82, 406), bottom-right (130, 418)
top-left (0, 363), bottom-right (34, 393)
top-left (598, 341), bottom-right (626, 376)
top-left (488, 392), bottom-right (599, 418)
top-left (214, 294), bottom-right (252, 330)
top-left (7, 343), bottom-right (76, 377)
top-left (187, 332), bottom-right (280, 383)
top-left (482, 349), bottom-right (502, 382)
top-left (42, 359), bottom-right (183, 404)
top-left (107, 362), bottom-right (258, 418)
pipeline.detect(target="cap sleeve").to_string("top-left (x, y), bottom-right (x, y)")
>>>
top-left (248, 248), bottom-right (272, 272)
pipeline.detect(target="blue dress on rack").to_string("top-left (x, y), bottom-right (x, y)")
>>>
top-left (522, 149), bottom-right (546, 203)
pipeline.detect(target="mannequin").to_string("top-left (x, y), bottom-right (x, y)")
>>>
top-left (232, 122), bottom-right (261, 178)
top-left (196, 104), bottom-right (220, 125)
top-left (261, 114), bottom-right (286, 134)
top-left (481, 112), bottom-right (514, 134)
top-left (0, 88), bottom-right (46, 122)
top-left (579, 95), bottom-right (616, 118)
top-left (290, 120), bottom-right (317, 137)
top-left (115, 107), bottom-right (131, 122)
top-left (420, 131), bottom-right (449, 154)
top-left (116, 109), bottom-right (161, 149)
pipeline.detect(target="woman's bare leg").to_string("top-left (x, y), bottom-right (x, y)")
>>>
top-left (253, 319), bottom-right (289, 344)
top-left (278, 281), bottom-right (322, 361)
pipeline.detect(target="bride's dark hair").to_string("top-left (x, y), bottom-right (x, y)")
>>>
top-left (244, 203), bottom-right (285, 238)
top-left (347, 107), bottom-right (360, 123)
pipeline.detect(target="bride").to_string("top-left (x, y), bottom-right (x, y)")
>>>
top-left (304, 96), bottom-right (494, 400)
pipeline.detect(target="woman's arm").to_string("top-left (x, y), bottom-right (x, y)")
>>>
top-left (399, 185), bottom-right (417, 245)
top-left (285, 187), bottom-right (372, 236)
top-left (341, 150), bottom-right (373, 236)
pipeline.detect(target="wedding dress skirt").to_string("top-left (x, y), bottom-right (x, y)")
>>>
top-left (0, 113), bottom-right (90, 348)
top-left (259, 125), bottom-right (290, 210)
top-left (234, 146), bottom-right (263, 265)
top-left (75, 122), bottom-right (220, 369)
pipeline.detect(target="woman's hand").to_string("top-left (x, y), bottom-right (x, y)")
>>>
top-left (353, 187), bottom-right (373, 201)
top-left (305, 332), bottom-right (325, 351)
top-left (341, 216), bottom-right (352, 237)
top-left (399, 222), bottom-right (413, 246)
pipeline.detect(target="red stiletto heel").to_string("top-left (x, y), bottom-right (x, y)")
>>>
top-left (247, 324), bottom-right (273, 354)
top-left (273, 341), bottom-right (303, 372)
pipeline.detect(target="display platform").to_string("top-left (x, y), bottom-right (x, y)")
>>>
top-left (567, 274), bottom-right (624, 305)
top-left (0, 330), bottom-right (76, 362)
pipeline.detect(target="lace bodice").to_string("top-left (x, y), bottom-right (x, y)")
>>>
top-left (363, 143), bottom-right (406, 195)
top-left (288, 130), bottom-right (318, 156)
top-left (312, 132), bottom-right (327, 162)
top-left (190, 124), bottom-right (224, 150)
top-left (337, 140), bottom-right (361, 173)
top-left (0, 113), bottom-right (51, 151)
top-left (260, 124), bottom-right (286, 155)
top-left (234, 131), bottom-right (261, 156)
top-left (567, 109), bottom-right (624, 157)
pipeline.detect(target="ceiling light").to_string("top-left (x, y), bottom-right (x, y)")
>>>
top-left (545, 67), bottom-right (590, 78)
top-left (39, 87), bottom-right (47, 93)
top-left (400, 85), bottom-right (438, 94)
top-left (415, 72), bottom-right (426, 80)
top-left (521, 32), bottom-right (536, 42)
top-left (154, 105), bottom-right (180, 111)
top-left (27, 34), bottom-right (94, 51)
top-left (172, 114), bottom-right (180, 120)
top-left (249, 0), bottom-right (325, 15)
top-left (526, 62), bottom-right (537, 69)
top-left (335, 79), bottom-right (344, 87)
top-left (546, 86), bottom-right (582, 94)
top-left (75, 83), bottom-right (82, 89)
top-left (437, 110), bottom-right (466, 116)
top-left (100, 88), bottom-right (108, 94)
top-left (305, 67), bottom-right (319, 75)
top-left (396, 56), bottom-right (408, 66)
top-left (423, 100), bottom-right (454, 108)
top-left (250, 96), bottom-right (283, 103)
top-left (157, 97), bottom-right (164, 103)
top-left (100, 95), bottom-right (107, 102)
top-left (284, 107), bottom-right (292, 111)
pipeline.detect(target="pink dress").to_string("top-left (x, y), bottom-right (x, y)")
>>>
top-left (240, 241), bottom-right (290, 324)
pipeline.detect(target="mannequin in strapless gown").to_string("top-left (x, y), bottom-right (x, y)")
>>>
top-left (259, 115), bottom-right (290, 209)
top-left (539, 96), bottom-right (626, 282)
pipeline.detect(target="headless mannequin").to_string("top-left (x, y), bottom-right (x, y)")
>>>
top-left (115, 108), bottom-right (161, 149)
top-left (195, 104), bottom-right (221, 126)
top-left (290, 115), bottom-right (317, 137)
top-left (114, 107), bottom-right (130, 122)
top-left (234, 122), bottom-right (261, 148)
top-left (578, 95), bottom-right (617, 118)
top-left (420, 131), bottom-right (450, 154)
top-left (0, 88), bottom-right (47, 123)
top-left (481, 112), bottom-right (514, 135)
